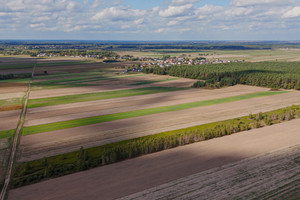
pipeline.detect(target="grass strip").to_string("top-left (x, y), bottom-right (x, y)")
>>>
top-left (12, 105), bottom-right (300, 188)
top-left (0, 130), bottom-right (14, 139)
top-left (129, 78), bottom-right (180, 86)
top-left (23, 91), bottom-right (288, 135)
top-left (28, 87), bottom-right (184, 108)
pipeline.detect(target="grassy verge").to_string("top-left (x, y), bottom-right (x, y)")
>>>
top-left (23, 91), bottom-right (288, 135)
top-left (12, 105), bottom-right (300, 188)
top-left (129, 77), bottom-right (179, 85)
top-left (28, 87), bottom-right (185, 108)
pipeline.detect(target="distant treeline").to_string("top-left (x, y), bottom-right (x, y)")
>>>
top-left (12, 105), bottom-right (300, 188)
top-left (1, 49), bottom-right (119, 58)
top-left (2, 40), bottom-right (300, 51)
top-left (144, 62), bottom-right (300, 90)
top-left (0, 73), bottom-right (32, 80)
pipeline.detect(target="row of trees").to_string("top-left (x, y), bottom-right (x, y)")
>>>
top-left (0, 49), bottom-right (119, 58)
top-left (12, 105), bottom-right (300, 188)
top-left (145, 62), bottom-right (300, 90)
top-left (0, 73), bottom-right (32, 80)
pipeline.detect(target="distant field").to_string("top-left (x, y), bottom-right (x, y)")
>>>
top-left (117, 49), bottom-right (300, 62)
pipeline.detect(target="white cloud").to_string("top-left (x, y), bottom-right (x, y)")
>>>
top-left (171, 0), bottom-right (200, 6)
top-left (159, 4), bottom-right (193, 17)
top-left (230, 0), bottom-right (294, 7)
top-left (92, 7), bottom-right (145, 21)
top-left (282, 6), bottom-right (300, 18)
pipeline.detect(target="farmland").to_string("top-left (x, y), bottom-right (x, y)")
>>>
top-left (8, 119), bottom-right (300, 200)
top-left (0, 52), bottom-right (299, 199)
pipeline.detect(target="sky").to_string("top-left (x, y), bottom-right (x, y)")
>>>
top-left (1, 0), bottom-right (300, 41)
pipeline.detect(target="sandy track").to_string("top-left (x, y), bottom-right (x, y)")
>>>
top-left (9, 119), bottom-right (300, 200)
top-left (25, 85), bottom-right (268, 126)
top-left (0, 110), bottom-right (21, 131)
top-left (19, 91), bottom-right (300, 161)
top-left (120, 145), bottom-right (300, 200)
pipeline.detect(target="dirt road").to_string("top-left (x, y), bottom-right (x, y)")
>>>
top-left (8, 119), bottom-right (300, 200)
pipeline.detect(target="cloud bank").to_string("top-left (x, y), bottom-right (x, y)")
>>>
top-left (0, 0), bottom-right (300, 40)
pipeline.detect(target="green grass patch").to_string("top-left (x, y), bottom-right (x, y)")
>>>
top-left (130, 78), bottom-right (179, 86)
top-left (28, 87), bottom-right (184, 108)
top-left (23, 90), bottom-right (288, 135)
top-left (0, 98), bottom-right (23, 107)
top-left (0, 129), bottom-right (14, 139)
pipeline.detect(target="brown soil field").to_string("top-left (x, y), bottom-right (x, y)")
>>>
top-left (9, 119), bottom-right (300, 200)
top-left (85, 74), bottom-right (175, 85)
top-left (29, 76), bottom-right (195, 99)
top-left (0, 105), bottom-right (22, 112)
top-left (121, 144), bottom-right (300, 200)
top-left (0, 92), bottom-right (25, 100)
top-left (18, 90), bottom-right (300, 162)
top-left (0, 83), bottom-right (27, 94)
top-left (34, 62), bottom-right (137, 75)
top-left (0, 110), bottom-right (21, 131)
top-left (25, 85), bottom-right (268, 126)
top-left (29, 85), bottom-right (138, 99)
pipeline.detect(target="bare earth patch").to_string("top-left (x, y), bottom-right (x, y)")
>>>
top-left (0, 110), bottom-right (21, 131)
top-left (8, 119), bottom-right (300, 200)
top-left (18, 90), bottom-right (300, 162)
top-left (120, 144), bottom-right (300, 200)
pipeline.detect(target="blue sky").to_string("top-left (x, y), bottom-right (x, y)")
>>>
top-left (1, 0), bottom-right (300, 40)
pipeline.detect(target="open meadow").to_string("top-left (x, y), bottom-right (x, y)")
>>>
top-left (0, 55), bottom-right (300, 199)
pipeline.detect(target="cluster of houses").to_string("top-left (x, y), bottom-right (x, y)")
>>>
top-left (130, 56), bottom-right (242, 68)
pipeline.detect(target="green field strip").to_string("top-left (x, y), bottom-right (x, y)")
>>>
top-left (28, 87), bottom-right (186, 108)
top-left (129, 78), bottom-right (180, 86)
top-left (22, 90), bottom-right (289, 135)
top-left (0, 129), bottom-right (14, 139)
top-left (0, 98), bottom-right (23, 107)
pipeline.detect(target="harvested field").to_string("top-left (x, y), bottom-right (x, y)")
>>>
top-left (9, 119), bottom-right (300, 200)
top-left (0, 83), bottom-right (27, 94)
top-left (0, 110), bottom-right (21, 131)
top-left (29, 76), bottom-right (195, 99)
top-left (25, 85), bottom-right (268, 126)
top-left (18, 90), bottom-right (300, 161)
top-left (121, 144), bottom-right (300, 200)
